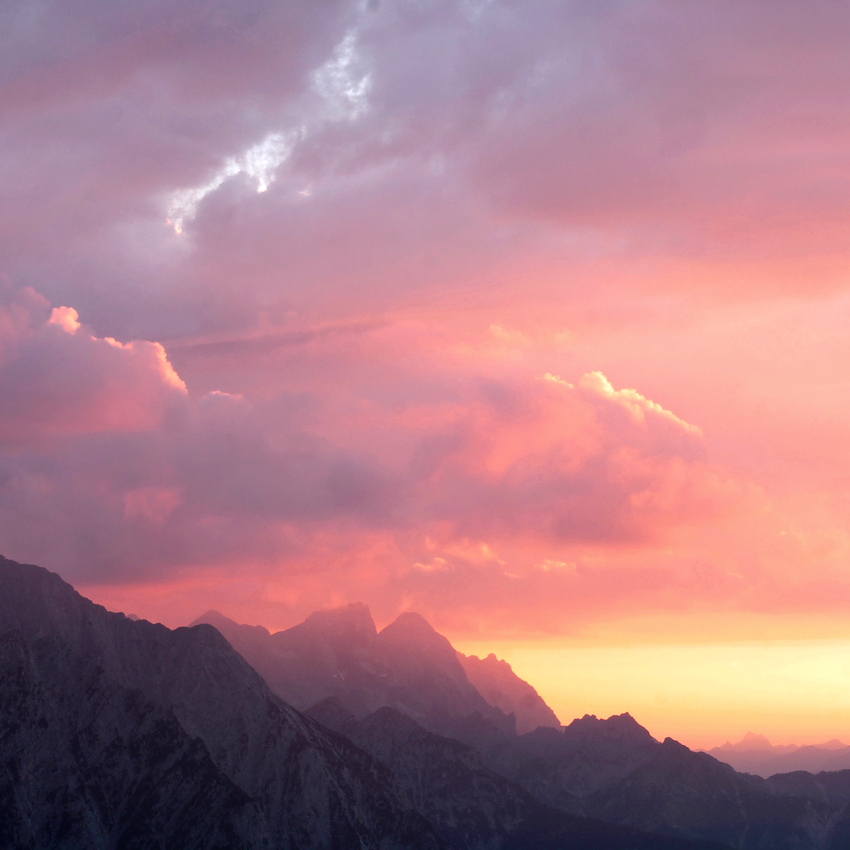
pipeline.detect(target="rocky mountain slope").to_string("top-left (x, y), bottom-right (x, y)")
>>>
top-left (457, 652), bottom-right (561, 735)
top-left (191, 607), bottom-right (516, 737)
top-left (12, 559), bottom-right (850, 850)
top-left (307, 697), bottom-right (723, 850)
top-left (194, 602), bottom-right (850, 849)
top-left (0, 556), bottom-right (442, 850)
top-left (2, 556), bottom-right (727, 850)
top-left (0, 629), bottom-right (263, 849)
top-left (479, 713), bottom-right (850, 849)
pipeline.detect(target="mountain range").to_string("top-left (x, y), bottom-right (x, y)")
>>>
top-left (706, 733), bottom-right (850, 778)
top-left (1, 556), bottom-right (720, 850)
top-left (0, 556), bottom-right (444, 849)
top-left (8, 554), bottom-right (850, 849)
top-left (190, 606), bottom-right (518, 740)
top-left (191, 601), bottom-right (850, 850)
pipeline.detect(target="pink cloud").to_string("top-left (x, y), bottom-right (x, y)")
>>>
top-left (0, 286), bottom-right (733, 609)
top-left (3, 0), bottom-right (850, 351)
top-left (0, 285), bottom-right (186, 443)
top-left (4, 1), bottom-right (850, 643)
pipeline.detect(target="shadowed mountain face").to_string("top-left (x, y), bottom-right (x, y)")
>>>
top-left (307, 698), bottom-right (532, 850)
top-left (478, 714), bottom-right (850, 850)
top-left (192, 607), bottom-right (518, 738)
top-left (307, 698), bottom-right (725, 850)
top-left (0, 557), bottom-right (442, 850)
top-left (9, 563), bottom-right (850, 850)
top-left (0, 630), bottom-right (263, 849)
top-left (484, 713), bottom-right (658, 807)
top-left (583, 738), bottom-right (820, 849)
top-left (193, 604), bottom-right (850, 849)
top-left (1, 557), bottom-right (730, 850)
top-left (457, 652), bottom-right (561, 735)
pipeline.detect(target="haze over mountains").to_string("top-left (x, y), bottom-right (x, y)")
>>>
top-left (0, 557), bottom-right (442, 850)
top-left (191, 601), bottom-right (850, 850)
top-left (191, 606), bottom-right (556, 740)
top-left (1, 556), bottom-right (719, 850)
top-left (706, 734), bottom-right (850, 778)
top-left (10, 554), bottom-right (850, 849)
top-left (456, 652), bottom-right (561, 735)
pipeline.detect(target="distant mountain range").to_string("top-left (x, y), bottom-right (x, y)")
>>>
top-left (706, 733), bottom-right (850, 778)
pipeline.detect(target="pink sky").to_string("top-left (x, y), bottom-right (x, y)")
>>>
top-left (4, 0), bottom-right (850, 744)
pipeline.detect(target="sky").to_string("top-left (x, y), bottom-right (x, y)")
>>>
top-left (4, 0), bottom-right (850, 748)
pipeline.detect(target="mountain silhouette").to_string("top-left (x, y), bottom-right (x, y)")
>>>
top-left (0, 556), bottom-right (442, 849)
top-left (707, 734), bottom-right (850, 778)
top-left (478, 713), bottom-right (850, 849)
top-left (193, 603), bottom-right (850, 849)
top-left (307, 697), bottom-right (724, 850)
top-left (1, 556), bottom-right (729, 850)
top-left (12, 560), bottom-right (850, 850)
top-left (457, 651), bottom-right (561, 734)
top-left (191, 606), bottom-right (518, 737)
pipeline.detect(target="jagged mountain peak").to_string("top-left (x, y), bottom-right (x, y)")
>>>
top-left (377, 611), bottom-right (470, 682)
top-left (190, 610), bottom-right (272, 642)
top-left (740, 732), bottom-right (773, 749)
top-left (191, 608), bottom-right (269, 634)
top-left (715, 731), bottom-right (774, 752)
top-left (0, 556), bottom-right (97, 632)
top-left (196, 599), bottom-right (516, 738)
top-left (460, 652), bottom-right (515, 678)
top-left (563, 712), bottom-right (655, 744)
top-left (301, 601), bottom-right (377, 640)
top-left (192, 608), bottom-right (234, 628)
top-left (0, 556), bottom-right (444, 849)
top-left (457, 650), bottom-right (561, 734)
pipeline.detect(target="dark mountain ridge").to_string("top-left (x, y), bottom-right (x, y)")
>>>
top-left (0, 629), bottom-right (263, 849)
top-left (1, 556), bottom-right (723, 850)
top-left (477, 713), bottom-right (850, 849)
top-left (0, 556), bottom-right (442, 850)
top-left (10, 558), bottom-right (850, 849)
top-left (307, 697), bottom-right (723, 850)
top-left (192, 602), bottom-right (850, 849)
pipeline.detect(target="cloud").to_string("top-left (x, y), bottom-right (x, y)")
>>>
top-left (167, 131), bottom-right (303, 233)
top-left (0, 285), bottom-right (725, 588)
top-left (407, 368), bottom-right (715, 545)
top-left (5, 0), bottom-right (850, 349)
top-left (0, 285), bottom-right (185, 444)
top-left (4, 1), bottom-right (850, 637)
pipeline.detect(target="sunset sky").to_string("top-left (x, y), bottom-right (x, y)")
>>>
top-left (4, 0), bottom-right (850, 748)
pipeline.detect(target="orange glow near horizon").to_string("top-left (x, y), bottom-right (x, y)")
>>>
top-left (455, 638), bottom-right (850, 751)
top-left (81, 575), bottom-right (850, 751)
